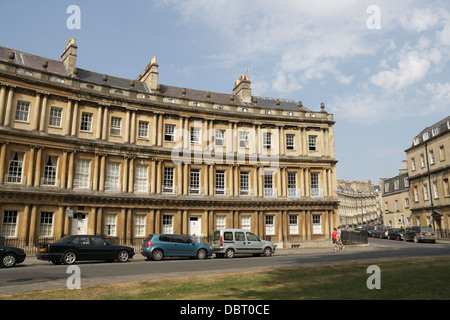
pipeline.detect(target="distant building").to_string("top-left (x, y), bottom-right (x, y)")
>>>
top-left (380, 161), bottom-right (411, 229)
top-left (0, 39), bottom-right (339, 251)
top-left (405, 116), bottom-right (450, 238)
top-left (337, 180), bottom-right (380, 227)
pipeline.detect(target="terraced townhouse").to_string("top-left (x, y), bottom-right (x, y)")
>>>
top-left (0, 39), bottom-right (339, 252)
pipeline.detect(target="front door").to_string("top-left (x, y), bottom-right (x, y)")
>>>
top-left (71, 213), bottom-right (88, 235)
top-left (188, 216), bottom-right (202, 242)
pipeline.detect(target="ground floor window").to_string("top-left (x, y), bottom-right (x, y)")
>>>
top-left (216, 216), bottom-right (226, 230)
top-left (134, 214), bottom-right (146, 237)
top-left (289, 215), bottom-right (298, 234)
top-left (312, 214), bottom-right (322, 234)
top-left (39, 212), bottom-right (53, 237)
top-left (162, 215), bottom-right (173, 233)
top-left (2, 211), bottom-right (18, 237)
top-left (265, 215), bottom-right (275, 235)
top-left (104, 214), bottom-right (117, 236)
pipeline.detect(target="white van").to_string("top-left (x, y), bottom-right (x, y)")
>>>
top-left (211, 229), bottom-right (276, 258)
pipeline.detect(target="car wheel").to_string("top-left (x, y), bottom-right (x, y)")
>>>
top-left (197, 249), bottom-right (207, 260)
top-left (151, 249), bottom-right (164, 261)
top-left (225, 248), bottom-right (235, 258)
top-left (1, 253), bottom-right (16, 268)
top-left (62, 252), bottom-right (77, 265)
top-left (117, 250), bottom-right (129, 262)
top-left (263, 247), bottom-right (272, 257)
top-left (414, 235), bottom-right (420, 243)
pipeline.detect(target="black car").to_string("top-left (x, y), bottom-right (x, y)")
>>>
top-left (36, 235), bottom-right (135, 265)
top-left (404, 226), bottom-right (436, 243)
top-left (387, 228), bottom-right (405, 240)
top-left (0, 243), bottom-right (26, 268)
top-left (373, 227), bottom-right (388, 239)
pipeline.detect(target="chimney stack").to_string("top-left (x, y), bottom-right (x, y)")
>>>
top-left (232, 75), bottom-right (252, 104)
top-left (137, 56), bottom-right (159, 92)
top-left (61, 38), bottom-right (78, 76)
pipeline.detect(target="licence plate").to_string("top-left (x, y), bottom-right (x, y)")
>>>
top-left (425, 233), bottom-right (431, 235)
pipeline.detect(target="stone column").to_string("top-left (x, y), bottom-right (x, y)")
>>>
top-left (3, 86), bottom-right (14, 126)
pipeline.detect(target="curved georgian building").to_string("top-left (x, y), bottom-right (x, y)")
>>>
top-left (0, 39), bottom-right (339, 251)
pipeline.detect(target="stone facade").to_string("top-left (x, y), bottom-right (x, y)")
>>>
top-left (0, 39), bottom-right (339, 251)
top-left (337, 180), bottom-right (380, 227)
top-left (405, 116), bottom-right (450, 238)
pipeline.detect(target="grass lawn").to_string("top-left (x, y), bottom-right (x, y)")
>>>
top-left (1, 257), bottom-right (450, 300)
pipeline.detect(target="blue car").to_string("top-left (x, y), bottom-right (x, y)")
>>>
top-left (141, 234), bottom-right (212, 261)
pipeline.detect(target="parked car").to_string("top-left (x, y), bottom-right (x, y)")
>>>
top-left (211, 229), bottom-right (276, 258)
top-left (373, 227), bottom-right (389, 239)
top-left (141, 234), bottom-right (212, 261)
top-left (36, 235), bottom-right (135, 265)
top-left (404, 226), bottom-right (436, 243)
top-left (387, 228), bottom-right (405, 240)
top-left (0, 236), bottom-right (26, 268)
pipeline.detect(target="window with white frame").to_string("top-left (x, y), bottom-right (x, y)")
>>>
top-left (215, 170), bottom-right (225, 195)
top-left (189, 169), bottom-right (200, 194)
top-left (7, 152), bottom-right (24, 183)
top-left (433, 181), bottom-right (439, 198)
top-left (239, 131), bottom-right (249, 148)
top-left (74, 159), bottom-right (90, 189)
top-left (394, 180), bottom-right (399, 190)
top-left (163, 167), bottom-right (174, 193)
top-left (286, 134), bottom-right (295, 150)
top-left (264, 171), bottom-right (274, 197)
top-left (240, 172), bottom-right (250, 195)
top-left (431, 127), bottom-right (440, 137)
top-left (134, 165), bottom-right (148, 193)
top-left (216, 216), bottom-right (226, 230)
top-left (110, 117), bottom-right (122, 136)
top-left (39, 212), bottom-right (53, 237)
top-left (162, 215), bottom-right (173, 233)
top-left (215, 129), bottom-right (225, 146)
top-left (263, 132), bottom-right (272, 149)
top-left (49, 107), bottom-right (63, 127)
top-left (405, 198), bottom-right (410, 208)
top-left (414, 186), bottom-right (419, 202)
top-left (312, 214), bottom-right (322, 234)
top-left (420, 154), bottom-right (425, 167)
top-left (411, 157), bottom-right (416, 171)
top-left (190, 127), bottom-right (200, 144)
top-left (429, 150), bottom-right (435, 165)
top-left (310, 172), bottom-right (320, 197)
top-left (241, 216), bottom-right (251, 230)
top-left (104, 214), bottom-right (117, 236)
top-left (138, 121), bottom-right (149, 138)
top-left (105, 162), bottom-right (121, 191)
top-left (2, 211), bottom-right (18, 237)
top-left (289, 215), bottom-right (298, 234)
top-left (404, 177), bottom-right (409, 188)
top-left (287, 172), bottom-right (298, 197)
top-left (165, 124), bottom-right (175, 141)
top-left (134, 214), bottom-right (146, 237)
top-left (15, 101), bottom-right (30, 122)
top-left (309, 135), bottom-right (317, 151)
top-left (80, 112), bottom-right (93, 132)
top-left (42, 156), bottom-right (58, 186)
top-left (423, 184), bottom-right (429, 200)
top-left (265, 215), bottom-right (275, 235)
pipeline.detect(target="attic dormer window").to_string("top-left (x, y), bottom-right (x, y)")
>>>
top-left (23, 70), bottom-right (33, 76)
top-left (423, 132), bottom-right (429, 141)
top-left (193, 102), bottom-right (201, 107)
top-left (168, 98), bottom-right (176, 103)
top-left (115, 90), bottom-right (123, 95)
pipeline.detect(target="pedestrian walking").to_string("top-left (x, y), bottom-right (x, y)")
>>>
top-left (337, 226), bottom-right (345, 251)
top-left (332, 228), bottom-right (339, 252)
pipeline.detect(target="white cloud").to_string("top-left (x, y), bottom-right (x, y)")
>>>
top-left (370, 52), bottom-right (431, 90)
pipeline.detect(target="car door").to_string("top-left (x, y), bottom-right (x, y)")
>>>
top-left (234, 231), bottom-right (247, 254)
top-left (70, 235), bottom-right (92, 260)
top-left (174, 235), bottom-right (196, 257)
top-left (245, 232), bottom-right (263, 254)
top-left (159, 235), bottom-right (177, 256)
top-left (89, 236), bottom-right (113, 260)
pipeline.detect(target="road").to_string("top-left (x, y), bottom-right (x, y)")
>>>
top-left (1, 238), bottom-right (449, 295)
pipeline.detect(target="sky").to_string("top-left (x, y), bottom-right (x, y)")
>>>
top-left (1, 0), bottom-right (449, 185)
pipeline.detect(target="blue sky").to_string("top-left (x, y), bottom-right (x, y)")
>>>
top-left (1, 0), bottom-right (449, 185)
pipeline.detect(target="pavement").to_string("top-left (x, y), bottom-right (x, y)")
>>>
top-left (17, 238), bottom-right (450, 266)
